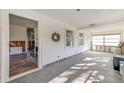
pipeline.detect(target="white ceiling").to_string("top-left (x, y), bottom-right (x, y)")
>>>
top-left (33, 9), bottom-right (124, 29)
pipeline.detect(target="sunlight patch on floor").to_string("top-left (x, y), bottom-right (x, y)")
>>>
top-left (86, 71), bottom-right (105, 83)
top-left (98, 75), bottom-right (104, 80)
top-left (86, 63), bottom-right (97, 66)
top-left (48, 70), bottom-right (76, 83)
top-left (86, 76), bottom-right (100, 83)
top-left (83, 57), bottom-right (110, 63)
top-left (83, 57), bottom-right (93, 61)
top-left (94, 57), bottom-right (110, 63)
top-left (70, 66), bottom-right (82, 70)
top-left (92, 71), bottom-right (99, 76)
top-left (82, 66), bottom-right (89, 69)
top-left (76, 63), bottom-right (86, 66)
top-left (71, 70), bottom-right (92, 83)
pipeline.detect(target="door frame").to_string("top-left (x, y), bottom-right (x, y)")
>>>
top-left (1, 10), bottom-right (43, 82)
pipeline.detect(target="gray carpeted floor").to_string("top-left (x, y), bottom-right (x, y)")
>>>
top-left (9, 51), bottom-right (124, 83)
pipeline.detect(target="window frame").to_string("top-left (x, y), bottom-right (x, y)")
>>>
top-left (78, 33), bottom-right (84, 45)
top-left (66, 30), bottom-right (74, 47)
top-left (104, 34), bottom-right (121, 46)
top-left (92, 35), bottom-right (104, 46)
top-left (92, 33), bottom-right (121, 47)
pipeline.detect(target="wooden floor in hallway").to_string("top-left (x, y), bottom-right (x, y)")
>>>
top-left (9, 53), bottom-right (38, 77)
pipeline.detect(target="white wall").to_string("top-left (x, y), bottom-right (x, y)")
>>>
top-left (80, 22), bottom-right (124, 50)
top-left (0, 10), bottom-right (10, 82)
top-left (0, 10), bottom-right (2, 82)
top-left (42, 16), bottom-right (84, 66)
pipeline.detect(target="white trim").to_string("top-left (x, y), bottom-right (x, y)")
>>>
top-left (1, 10), bottom-right (10, 82)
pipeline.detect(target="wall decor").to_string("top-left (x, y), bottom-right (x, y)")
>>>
top-left (52, 32), bottom-right (60, 42)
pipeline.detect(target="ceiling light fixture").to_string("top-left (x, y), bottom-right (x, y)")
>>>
top-left (76, 9), bottom-right (80, 11)
top-left (89, 24), bottom-right (96, 27)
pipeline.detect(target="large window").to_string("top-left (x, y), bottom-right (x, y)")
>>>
top-left (79, 33), bottom-right (84, 45)
top-left (105, 34), bottom-right (120, 46)
top-left (92, 34), bottom-right (120, 47)
top-left (92, 36), bottom-right (104, 46)
top-left (66, 30), bottom-right (73, 46)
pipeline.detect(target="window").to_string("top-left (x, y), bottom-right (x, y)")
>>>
top-left (66, 30), bottom-right (73, 46)
top-left (105, 34), bottom-right (120, 46)
top-left (79, 33), bottom-right (84, 45)
top-left (92, 34), bottom-right (120, 46)
top-left (92, 36), bottom-right (104, 46)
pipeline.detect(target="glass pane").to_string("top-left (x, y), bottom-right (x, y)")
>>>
top-left (105, 34), bottom-right (120, 46)
top-left (79, 33), bottom-right (84, 45)
top-left (66, 30), bottom-right (73, 46)
top-left (92, 36), bottom-right (104, 45)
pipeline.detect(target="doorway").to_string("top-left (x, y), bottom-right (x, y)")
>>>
top-left (9, 14), bottom-right (38, 77)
